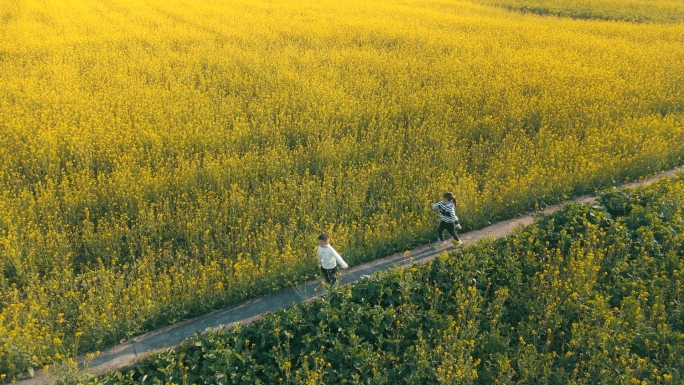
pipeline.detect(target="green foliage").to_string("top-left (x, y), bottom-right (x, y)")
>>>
top-left (475, 0), bottom-right (684, 23)
top-left (90, 175), bottom-right (684, 384)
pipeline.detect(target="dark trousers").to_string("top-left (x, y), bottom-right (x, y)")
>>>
top-left (437, 221), bottom-right (460, 242)
top-left (321, 265), bottom-right (339, 285)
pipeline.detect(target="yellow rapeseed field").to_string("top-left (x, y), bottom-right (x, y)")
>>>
top-left (0, 0), bottom-right (683, 379)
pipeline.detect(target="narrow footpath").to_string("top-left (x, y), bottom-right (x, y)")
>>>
top-left (23, 166), bottom-right (684, 384)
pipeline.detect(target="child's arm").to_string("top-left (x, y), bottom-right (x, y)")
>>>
top-left (331, 246), bottom-right (349, 269)
top-left (431, 202), bottom-right (440, 210)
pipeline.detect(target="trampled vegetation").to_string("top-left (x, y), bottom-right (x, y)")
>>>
top-left (92, 175), bottom-right (684, 384)
top-left (1, 0), bottom-right (684, 379)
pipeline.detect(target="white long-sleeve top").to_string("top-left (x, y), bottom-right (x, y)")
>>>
top-left (317, 245), bottom-right (348, 269)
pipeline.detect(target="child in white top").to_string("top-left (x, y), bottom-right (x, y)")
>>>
top-left (317, 233), bottom-right (348, 285)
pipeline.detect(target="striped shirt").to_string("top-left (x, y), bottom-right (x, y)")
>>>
top-left (431, 201), bottom-right (459, 223)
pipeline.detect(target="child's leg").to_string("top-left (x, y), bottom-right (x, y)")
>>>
top-left (445, 223), bottom-right (460, 242)
top-left (437, 221), bottom-right (447, 241)
top-left (329, 266), bottom-right (338, 285)
top-left (321, 266), bottom-right (333, 284)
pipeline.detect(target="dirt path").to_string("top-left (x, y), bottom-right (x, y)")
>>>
top-left (21, 166), bottom-right (683, 384)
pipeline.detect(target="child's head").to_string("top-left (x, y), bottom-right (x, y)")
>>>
top-left (318, 233), bottom-right (331, 247)
top-left (442, 192), bottom-right (455, 204)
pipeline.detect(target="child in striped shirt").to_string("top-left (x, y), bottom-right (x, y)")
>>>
top-left (431, 192), bottom-right (463, 247)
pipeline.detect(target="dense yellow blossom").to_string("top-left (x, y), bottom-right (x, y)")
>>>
top-left (0, 0), bottom-right (683, 379)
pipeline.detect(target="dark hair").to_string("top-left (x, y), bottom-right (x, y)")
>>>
top-left (318, 233), bottom-right (330, 242)
top-left (443, 192), bottom-right (455, 202)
